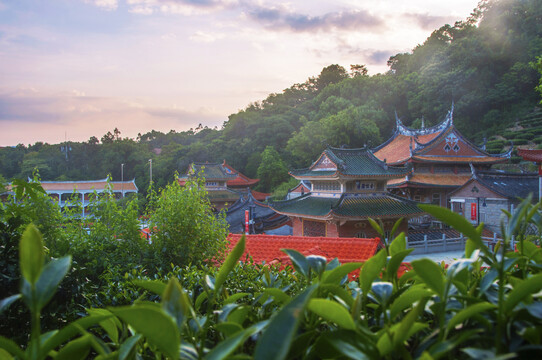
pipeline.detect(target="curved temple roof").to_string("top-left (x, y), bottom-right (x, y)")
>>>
top-left (290, 146), bottom-right (411, 179)
top-left (373, 105), bottom-right (511, 165)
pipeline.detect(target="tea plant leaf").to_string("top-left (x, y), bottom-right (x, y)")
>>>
top-left (215, 322), bottom-right (243, 337)
top-left (523, 241), bottom-right (542, 262)
top-left (254, 284), bottom-right (316, 360)
top-left (0, 347), bottom-right (14, 360)
top-left (41, 315), bottom-right (112, 356)
top-left (393, 297), bottom-right (428, 349)
top-left (307, 255), bottom-right (327, 276)
top-left (377, 322), bottom-right (427, 356)
top-left (35, 256), bottom-right (71, 309)
top-left (411, 259), bottom-right (445, 297)
top-left (263, 288), bottom-right (290, 304)
top-left (319, 284), bottom-right (354, 307)
top-left (195, 291), bottom-right (208, 310)
top-left (55, 334), bottom-right (92, 360)
top-left (314, 330), bottom-right (375, 359)
top-left (390, 219), bottom-right (404, 241)
top-left (504, 273), bottom-right (542, 313)
top-left (368, 218), bottom-right (383, 238)
top-left (281, 249), bottom-right (309, 278)
top-left (446, 302), bottom-right (496, 332)
top-left (0, 335), bottom-right (24, 359)
top-left (19, 224), bottom-right (44, 285)
top-left (386, 249), bottom-right (414, 279)
top-left (162, 277), bottom-right (192, 329)
top-left (360, 250), bottom-right (386, 295)
top-left (216, 235), bottom-right (245, 296)
top-left (390, 232), bottom-right (406, 256)
top-left (205, 321), bottom-right (267, 360)
top-left (118, 334), bottom-right (142, 360)
top-left (322, 262), bottom-right (363, 285)
top-left (465, 239), bottom-right (477, 258)
top-left (133, 280), bottom-right (167, 296)
top-left (110, 304), bottom-right (180, 360)
top-left (0, 294), bottom-right (21, 314)
top-left (308, 299), bottom-right (356, 330)
top-left (371, 282), bottom-right (393, 305)
top-left (223, 292), bottom-right (250, 305)
top-left (390, 285), bottom-right (433, 319)
top-left (87, 309), bottom-right (120, 343)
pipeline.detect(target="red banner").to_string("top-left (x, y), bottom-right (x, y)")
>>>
top-left (245, 210), bottom-right (249, 234)
top-left (471, 202), bottom-right (477, 221)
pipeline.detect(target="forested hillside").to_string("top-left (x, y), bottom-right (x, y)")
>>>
top-left (1, 0), bottom-right (541, 195)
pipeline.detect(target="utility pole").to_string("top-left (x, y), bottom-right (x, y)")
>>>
top-left (149, 159), bottom-right (153, 185)
top-left (121, 163), bottom-right (124, 198)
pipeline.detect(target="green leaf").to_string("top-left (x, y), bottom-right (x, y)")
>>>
top-left (215, 322), bottom-right (243, 337)
top-left (254, 284), bottom-right (317, 360)
top-left (110, 304), bottom-right (180, 360)
top-left (205, 321), bottom-right (267, 360)
top-left (313, 330), bottom-right (377, 360)
top-left (319, 284), bottom-right (354, 307)
top-left (322, 262), bottom-right (363, 285)
top-left (377, 322), bottom-right (427, 356)
top-left (360, 250), bottom-right (387, 295)
top-left (447, 302), bottom-right (496, 332)
top-left (215, 235), bottom-right (245, 297)
top-left (118, 334), bottom-right (142, 360)
top-left (523, 241), bottom-right (542, 262)
top-left (0, 348), bottom-right (14, 360)
top-left (223, 292), bottom-right (250, 305)
top-left (308, 299), bottom-right (356, 330)
top-left (19, 224), bottom-right (44, 285)
top-left (41, 315), bottom-right (112, 356)
top-left (465, 239), bottom-right (477, 258)
top-left (55, 334), bottom-right (92, 360)
top-left (132, 280), bottom-right (167, 296)
top-left (368, 218), bottom-right (384, 237)
top-left (505, 274), bottom-right (542, 313)
top-left (0, 294), bottom-right (21, 314)
top-left (390, 232), bottom-right (406, 256)
top-left (390, 286), bottom-right (433, 319)
top-left (35, 256), bottom-right (71, 309)
top-left (386, 249), bottom-right (414, 279)
top-left (0, 336), bottom-right (24, 359)
top-left (393, 297), bottom-right (428, 349)
top-left (263, 288), bottom-right (290, 304)
top-left (411, 258), bottom-right (445, 297)
top-left (87, 309), bottom-right (120, 344)
top-left (281, 249), bottom-right (309, 278)
top-left (162, 277), bottom-right (192, 329)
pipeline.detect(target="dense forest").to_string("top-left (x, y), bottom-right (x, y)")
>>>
top-left (1, 0), bottom-right (541, 195)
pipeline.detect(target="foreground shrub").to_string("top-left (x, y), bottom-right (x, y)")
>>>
top-left (1, 197), bottom-right (542, 359)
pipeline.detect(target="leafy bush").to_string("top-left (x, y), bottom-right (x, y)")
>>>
top-left (2, 196), bottom-right (542, 359)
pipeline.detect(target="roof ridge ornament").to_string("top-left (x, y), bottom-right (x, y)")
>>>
top-left (469, 163), bottom-right (477, 179)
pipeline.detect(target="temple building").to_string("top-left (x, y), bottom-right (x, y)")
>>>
top-left (372, 105), bottom-right (512, 211)
top-left (178, 161), bottom-right (269, 210)
top-left (3, 178), bottom-right (138, 217)
top-left (270, 147), bottom-right (423, 238)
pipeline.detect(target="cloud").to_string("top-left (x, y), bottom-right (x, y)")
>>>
top-left (403, 13), bottom-right (455, 30)
top-left (189, 31), bottom-right (224, 43)
top-left (84, 0), bottom-right (118, 11)
top-left (243, 4), bottom-right (384, 33)
top-left (0, 89), bottom-right (224, 145)
top-left (129, 5), bottom-right (154, 15)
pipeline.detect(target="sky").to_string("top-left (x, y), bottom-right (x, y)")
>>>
top-left (0, 0), bottom-right (480, 146)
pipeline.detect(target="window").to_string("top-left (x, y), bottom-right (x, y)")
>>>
top-left (356, 181), bottom-right (375, 190)
top-left (355, 231), bottom-right (366, 238)
top-left (413, 195), bottom-right (422, 202)
top-left (313, 181), bottom-right (340, 191)
top-left (432, 193), bottom-right (441, 206)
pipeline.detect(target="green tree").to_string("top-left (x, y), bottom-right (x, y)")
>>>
top-left (149, 175), bottom-right (228, 266)
top-left (257, 146), bottom-right (290, 193)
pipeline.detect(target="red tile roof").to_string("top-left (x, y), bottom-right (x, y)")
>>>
top-left (226, 234), bottom-right (379, 265)
top-left (222, 161), bottom-right (260, 187)
top-left (37, 179), bottom-right (138, 192)
top-left (374, 133), bottom-right (440, 165)
top-left (518, 149), bottom-right (542, 163)
top-left (388, 174), bottom-right (472, 188)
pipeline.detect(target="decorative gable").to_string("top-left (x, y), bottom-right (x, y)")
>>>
top-left (311, 154), bottom-right (337, 171)
top-left (419, 129), bottom-right (482, 157)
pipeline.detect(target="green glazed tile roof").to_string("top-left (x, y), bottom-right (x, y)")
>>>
top-left (271, 195), bottom-right (336, 217)
top-left (290, 147), bottom-right (410, 178)
top-left (271, 193), bottom-right (422, 219)
top-left (180, 163), bottom-right (238, 181)
top-left (333, 194), bottom-right (423, 218)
